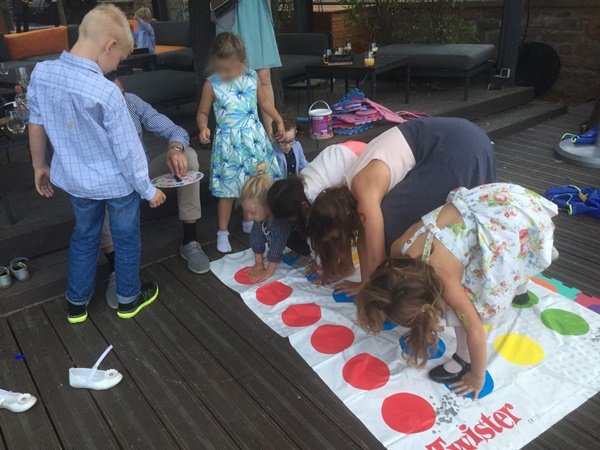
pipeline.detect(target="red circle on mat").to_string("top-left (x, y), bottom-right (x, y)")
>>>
top-left (281, 304), bottom-right (322, 327)
top-left (256, 281), bottom-right (293, 306)
top-left (234, 267), bottom-right (259, 285)
top-left (342, 353), bottom-right (390, 390)
top-left (381, 393), bottom-right (436, 434)
top-left (311, 325), bottom-right (355, 354)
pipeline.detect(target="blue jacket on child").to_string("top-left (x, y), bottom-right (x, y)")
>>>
top-left (272, 141), bottom-right (308, 178)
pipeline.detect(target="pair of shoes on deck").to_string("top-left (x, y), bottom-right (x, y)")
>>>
top-left (0, 257), bottom-right (31, 290)
top-left (68, 282), bottom-right (160, 324)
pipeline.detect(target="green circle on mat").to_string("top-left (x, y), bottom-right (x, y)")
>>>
top-left (512, 291), bottom-right (539, 309)
top-left (541, 308), bottom-right (589, 336)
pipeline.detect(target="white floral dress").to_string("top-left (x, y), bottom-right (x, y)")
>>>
top-left (401, 183), bottom-right (558, 324)
top-left (209, 70), bottom-right (281, 198)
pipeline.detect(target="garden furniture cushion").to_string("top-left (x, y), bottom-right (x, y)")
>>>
top-left (378, 44), bottom-right (495, 72)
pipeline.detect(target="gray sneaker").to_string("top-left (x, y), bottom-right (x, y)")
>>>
top-left (106, 272), bottom-right (118, 310)
top-left (180, 241), bottom-right (210, 274)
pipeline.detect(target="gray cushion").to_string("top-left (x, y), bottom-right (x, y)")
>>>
top-left (280, 54), bottom-right (323, 81)
top-left (119, 70), bottom-right (196, 107)
top-left (378, 44), bottom-right (495, 72)
top-left (278, 33), bottom-right (330, 57)
top-left (151, 21), bottom-right (191, 47)
top-left (21, 53), bottom-right (61, 63)
top-left (0, 60), bottom-right (36, 71)
top-left (157, 48), bottom-right (194, 71)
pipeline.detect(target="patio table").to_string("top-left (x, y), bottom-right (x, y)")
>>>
top-left (305, 54), bottom-right (410, 104)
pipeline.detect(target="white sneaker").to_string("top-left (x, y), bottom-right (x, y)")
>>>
top-left (69, 345), bottom-right (122, 391)
top-left (0, 389), bottom-right (37, 413)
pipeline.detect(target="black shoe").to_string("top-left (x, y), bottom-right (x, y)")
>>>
top-left (428, 353), bottom-right (471, 384)
top-left (67, 301), bottom-right (88, 324)
top-left (512, 292), bottom-right (529, 305)
top-left (117, 282), bottom-right (159, 319)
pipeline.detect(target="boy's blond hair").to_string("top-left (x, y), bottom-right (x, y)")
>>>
top-left (134, 7), bottom-right (153, 22)
top-left (240, 162), bottom-right (274, 205)
top-left (79, 4), bottom-right (134, 52)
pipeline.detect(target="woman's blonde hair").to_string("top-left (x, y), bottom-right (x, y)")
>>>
top-left (240, 162), bottom-right (274, 205)
top-left (210, 32), bottom-right (247, 65)
top-left (79, 4), bottom-right (133, 52)
top-left (356, 257), bottom-right (445, 368)
top-left (134, 7), bottom-right (153, 22)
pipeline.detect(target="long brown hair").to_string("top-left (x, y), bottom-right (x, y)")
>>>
top-left (305, 185), bottom-right (362, 282)
top-left (356, 257), bottom-right (445, 368)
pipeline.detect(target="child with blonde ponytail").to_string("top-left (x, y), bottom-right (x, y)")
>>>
top-left (241, 162), bottom-right (294, 283)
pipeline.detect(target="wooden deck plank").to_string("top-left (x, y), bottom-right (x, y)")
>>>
top-left (132, 296), bottom-right (298, 449)
top-left (42, 298), bottom-right (178, 449)
top-left (8, 308), bottom-right (119, 450)
top-left (85, 298), bottom-right (237, 449)
top-left (0, 319), bottom-right (61, 450)
top-left (157, 258), bottom-right (385, 449)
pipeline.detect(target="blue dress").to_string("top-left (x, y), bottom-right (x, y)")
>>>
top-left (209, 70), bottom-right (281, 198)
top-left (216, 0), bottom-right (281, 70)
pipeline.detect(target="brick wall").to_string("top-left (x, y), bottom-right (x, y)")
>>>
top-left (464, 0), bottom-right (600, 102)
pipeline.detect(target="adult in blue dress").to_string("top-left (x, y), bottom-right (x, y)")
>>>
top-left (213, 0), bottom-right (281, 137)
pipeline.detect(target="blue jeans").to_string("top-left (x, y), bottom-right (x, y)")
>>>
top-left (67, 191), bottom-right (141, 305)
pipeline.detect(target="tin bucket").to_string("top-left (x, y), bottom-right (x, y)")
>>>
top-left (309, 101), bottom-right (333, 139)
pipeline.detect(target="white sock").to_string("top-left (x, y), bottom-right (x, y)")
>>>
top-left (551, 246), bottom-right (559, 261)
top-left (444, 326), bottom-right (471, 373)
top-left (217, 230), bottom-right (232, 253)
top-left (242, 220), bottom-right (253, 234)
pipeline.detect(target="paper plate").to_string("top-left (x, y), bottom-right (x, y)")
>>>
top-left (151, 171), bottom-right (204, 188)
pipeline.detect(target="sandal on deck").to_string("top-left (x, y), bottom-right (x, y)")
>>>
top-left (0, 389), bottom-right (37, 413)
top-left (9, 257), bottom-right (30, 282)
top-left (69, 345), bottom-right (123, 390)
top-left (0, 266), bottom-right (11, 289)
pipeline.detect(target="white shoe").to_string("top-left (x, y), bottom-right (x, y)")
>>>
top-left (0, 389), bottom-right (37, 412)
top-left (552, 247), bottom-right (559, 261)
top-left (69, 345), bottom-right (123, 390)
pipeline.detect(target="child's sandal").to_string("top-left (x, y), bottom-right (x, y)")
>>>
top-left (0, 389), bottom-right (37, 413)
top-left (0, 266), bottom-right (11, 289)
top-left (9, 257), bottom-right (30, 282)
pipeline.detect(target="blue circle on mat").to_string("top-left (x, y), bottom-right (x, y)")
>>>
top-left (382, 319), bottom-right (397, 331)
top-left (282, 251), bottom-right (301, 267)
top-left (399, 335), bottom-right (446, 360)
top-left (445, 370), bottom-right (494, 399)
top-left (332, 289), bottom-right (356, 303)
top-left (306, 273), bottom-right (318, 282)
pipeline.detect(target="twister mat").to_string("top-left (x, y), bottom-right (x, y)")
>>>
top-left (212, 250), bottom-right (600, 449)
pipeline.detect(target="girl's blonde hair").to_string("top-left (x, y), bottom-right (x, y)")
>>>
top-left (210, 32), bottom-right (247, 64)
top-left (134, 7), bottom-right (153, 22)
top-left (240, 162), bottom-right (273, 205)
top-left (356, 257), bottom-right (445, 368)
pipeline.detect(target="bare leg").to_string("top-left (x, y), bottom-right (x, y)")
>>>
top-left (256, 68), bottom-right (275, 138)
top-left (443, 326), bottom-right (471, 373)
top-left (217, 198), bottom-right (235, 231)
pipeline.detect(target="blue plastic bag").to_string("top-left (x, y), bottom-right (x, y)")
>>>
top-left (545, 185), bottom-right (600, 219)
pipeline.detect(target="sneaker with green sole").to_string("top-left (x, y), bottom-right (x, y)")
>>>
top-left (117, 282), bottom-right (159, 319)
top-left (67, 302), bottom-right (88, 324)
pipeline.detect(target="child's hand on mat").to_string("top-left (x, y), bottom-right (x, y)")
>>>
top-left (34, 166), bottom-right (54, 198)
top-left (199, 128), bottom-right (211, 145)
top-left (246, 263), bottom-right (265, 278)
top-left (449, 371), bottom-right (485, 401)
top-left (248, 268), bottom-right (274, 283)
top-left (334, 280), bottom-right (363, 296)
top-left (167, 150), bottom-right (188, 178)
top-left (149, 189), bottom-right (166, 208)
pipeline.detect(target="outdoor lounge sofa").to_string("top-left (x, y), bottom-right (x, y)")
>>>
top-left (278, 32), bottom-right (331, 86)
top-left (378, 44), bottom-right (495, 100)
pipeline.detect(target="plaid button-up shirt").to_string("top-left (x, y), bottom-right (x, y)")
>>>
top-left (28, 51), bottom-right (156, 200)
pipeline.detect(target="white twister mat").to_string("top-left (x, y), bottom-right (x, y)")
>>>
top-left (211, 249), bottom-right (600, 449)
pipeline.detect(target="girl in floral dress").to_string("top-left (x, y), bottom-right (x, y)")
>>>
top-left (197, 32), bottom-right (283, 253)
top-left (355, 183), bottom-right (558, 400)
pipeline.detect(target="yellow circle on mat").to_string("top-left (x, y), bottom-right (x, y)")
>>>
top-left (352, 251), bottom-right (360, 265)
top-left (483, 324), bottom-right (493, 333)
top-left (493, 333), bottom-right (545, 365)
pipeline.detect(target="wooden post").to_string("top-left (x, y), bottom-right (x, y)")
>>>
top-left (293, 0), bottom-right (313, 32)
top-left (271, 0), bottom-right (284, 111)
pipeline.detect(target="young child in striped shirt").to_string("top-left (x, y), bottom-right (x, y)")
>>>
top-left (240, 162), bottom-right (295, 283)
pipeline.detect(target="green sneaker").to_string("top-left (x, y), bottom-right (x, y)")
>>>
top-left (117, 282), bottom-right (159, 319)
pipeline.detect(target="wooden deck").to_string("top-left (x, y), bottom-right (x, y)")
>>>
top-left (1, 95), bottom-right (600, 448)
